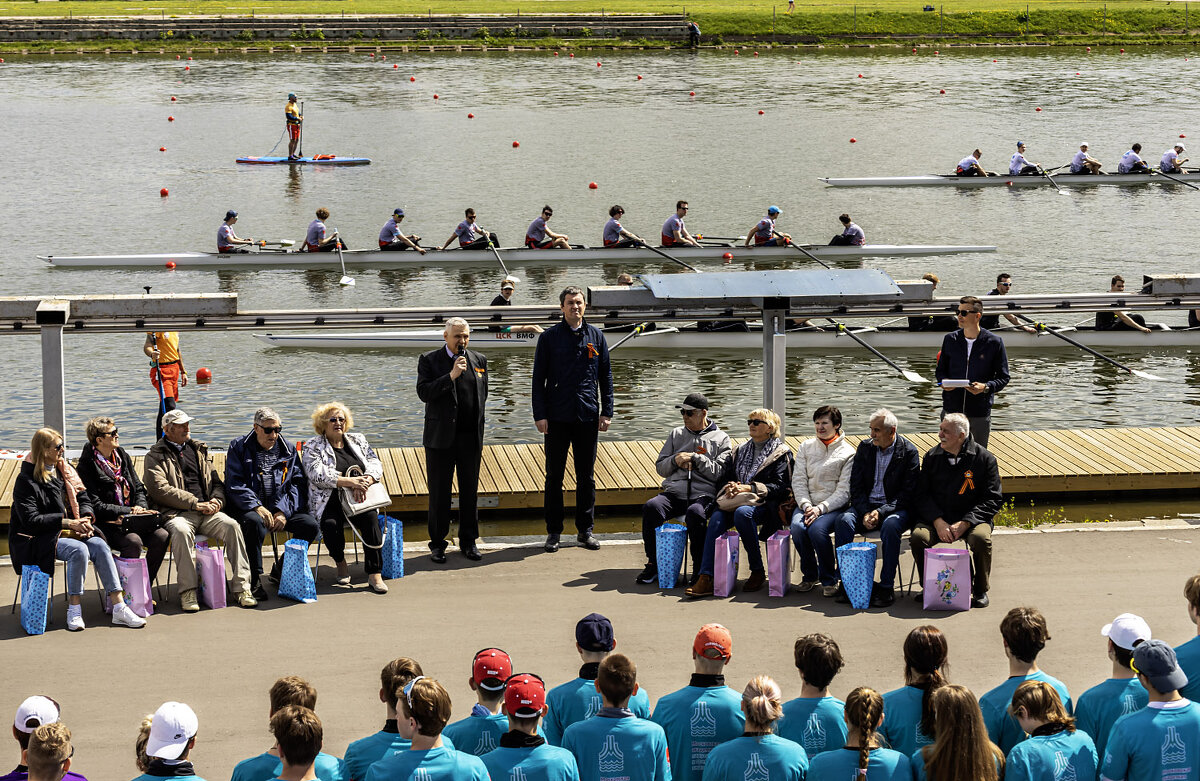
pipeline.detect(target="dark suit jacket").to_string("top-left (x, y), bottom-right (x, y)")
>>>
top-left (848, 434), bottom-right (921, 520)
top-left (915, 438), bottom-right (1003, 528)
top-left (935, 328), bottom-right (1010, 417)
top-left (416, 346), bottom-right (488, 449)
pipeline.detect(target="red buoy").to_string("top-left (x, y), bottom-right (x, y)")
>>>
top-left (196, 367), bottom-right (212, 384)
top-left (183, 66), bottom-right (190, 71)
top-left (369, 53), bottom-right (375, 58)
top-left (934, 50), bottom-right (939, 55)
top-left (165, 260), bottom-right (176, 269)
top-left (1007, 181), bottom-right (1013, 187)
top-left (393, 64), bottom-right (398, 69)
top-left (857, 73), bottom-right (864, 78)
top-left (160, 187), bottom-right (169, 197)
top-left (636, 75), bottom-right (642, 80)
top-left (410, 76), bottom-right (415, 81)
top-left (569, 53), bottom-right (574, 58)
top-left (554, 51), bottom-right (559, 56)
top-left (588, 181), bottom-right (598, 189)
top-left (754, 51), bottom-right (759, 56)
top-left (722, 252), bottom-right (733, 260)
top-left (1035, 107), bottom-right (1042, 111)
top-left (159, 147), bottom-right (166, 152)
top-left (734, 49), bottom-right (740, 55)
top-left (512, 141), bottom-right (520, 147)
top-left (993, 59), bottom-right (998, 62)
top-left (1182, 134), bottom-right (1188, 138)
top-left (939, 89), bottom-right (946, 94)
top-left (167, 115), bottom-right (174, 121)
top-left (433, 94), bottom-right (439, 99)
top-left (175, 54), bottom-right (180, 59)
top-left (850, 138), bottom-right (857, 143)
top-left (758, 109), bottom-right (764, 115)
top-left (187, 56), bottom-right (192, 60)
top-left (1120, 48), bottom-right (1125, 52)
top-left (381, 55), bottom-right (386, 60)
top-left (468, 113), bottom-right (474, 118)
top-left (912, 47), bottom-right (917, 52)
top-left (1087, 46), bottom-right (1092, 51)
top-left (170, 96), bottom-right (177, 101)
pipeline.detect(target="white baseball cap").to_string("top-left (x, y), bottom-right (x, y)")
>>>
top-left (160, 409), bottom-right (193, 427)
top-left (1102, 613), bottom-right (1152, 651)
top-left (146, 702), bottom-right (198, 760)
top-left (1176, 143), bottom-right (1187, 151)
top-left (13, 696), bottom-right (59, 734)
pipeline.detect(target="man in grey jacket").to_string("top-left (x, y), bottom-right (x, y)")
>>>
top-left (636, 393), bottom-right (732, 586)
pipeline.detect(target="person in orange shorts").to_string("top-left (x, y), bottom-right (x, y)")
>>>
top-left (143, 331), bottom-right (187, 440)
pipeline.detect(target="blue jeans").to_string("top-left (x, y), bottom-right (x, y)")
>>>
top-left (837, 508), bottom-right (911, 588)
top-left (791, 508), bottom-right (855, 586)
top-left (56, 536), bottom-right (121, 597)
top-left (699, 505), bottom-right (767, 576)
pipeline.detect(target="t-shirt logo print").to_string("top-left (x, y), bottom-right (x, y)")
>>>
top-left (413, 770), bottom-right (433, 781)
top-left (690, 702), bottom-right (718, 738)
top-left (1120, 693), bottom-right (1139, 715)
top-left (474, 730), bottom-right (498, 754)
top-left (585, 694), bottom-right (602, 719)
top-left (744, 752), bottom-right (770, 781)
top-left (510, 768), bottom-right (529, 781)
top-left (1053, 750), bottom-right (1078, 781)
top-left (598, 734), bottom-right (625, 774)
top-left (1162, 725), bottom-right (1188, 765)
top-left (802, 713), bottom-right (826, 754)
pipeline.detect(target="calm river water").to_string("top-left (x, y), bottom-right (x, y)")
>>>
top-left (3, 47), bottom-right (1200, 449)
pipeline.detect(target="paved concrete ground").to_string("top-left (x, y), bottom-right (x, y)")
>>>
top-left (1, 524), bottom-right (1198, 780)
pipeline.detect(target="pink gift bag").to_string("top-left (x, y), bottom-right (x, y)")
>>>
top-left (922, 548), bottom-right (971, 612)
top-left (104, 557), bottom-right (154, 618)
top-left (713, 530), bottom-right (740, 597)
top-left (195, 544), bottom-right (227, 610)
top-left (767, 529), bottom-right (792, 597)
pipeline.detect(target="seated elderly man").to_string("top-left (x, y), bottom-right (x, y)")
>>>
top-left (838, 408), bottom-right (921, 608)
top-left (910, 412), bottom-right (1003, 609)
top-left (636, 392), bottom-right (732, 587)
top-left (144, 409), bottom-right (257, 611)
top-left (225, 406), bottom-right (319, 601)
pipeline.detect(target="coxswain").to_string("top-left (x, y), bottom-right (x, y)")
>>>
top-left (525, 205), bottom-right (571, 249)
top-left (1161, 142), bottom-right (1188, 174)
top-left (955, 149), bottom-right (989, 177)
top-left (1118, 143), bottom-right (1150, 174)
top-left (829, 213), bottom-right (866, 246)
top-left (217, 210), bottom-right (254, 254)
top-left (1009, 142), bottom-right (1040, 176)
top-left (489, 277), bottom-right (543, 334)
top-left (745, 205), bottom-right (790, 247)
top-left (305, 207), bottom-right (340, 252)
top-left (441, 208), bottom-right (500, 251)
top-left (603, 205), bottom-right (643, 248)
top-left (1070, 142), bottom-right (1103, 174)
top-left (285, 93), bottom-right (303, 161)
top-left (378, 208), bottom-right (426, 254)
top-left (662, 200), bottom-right (700, 247)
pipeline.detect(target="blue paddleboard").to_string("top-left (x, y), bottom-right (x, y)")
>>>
top-left (236, 155), bottom-right (371, 166)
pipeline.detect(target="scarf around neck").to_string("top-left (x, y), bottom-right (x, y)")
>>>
top-left (734, 438), bottom-right (780, 484)
top-left (92, 447), bottom-right (131, 504)
top-left (24, 453), bottom-right (86, 519)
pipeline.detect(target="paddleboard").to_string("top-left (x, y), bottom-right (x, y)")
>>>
top-left (235, 155), bottom-right (371, 166)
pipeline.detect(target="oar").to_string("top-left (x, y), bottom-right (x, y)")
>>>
top-left (694, 235), bottom-right (744, 242)
top-left (334, 238), bottom-right (354, 286)
top-left (609, 324), bottom-right (680, 351)
top-left (827, 319), bottom-right (928, 383)
top-left (1013, 313), bottom-right (1163, 380)
top-left (1038, 166), bottom-right (1068, 195)
top-left (636, 241), bottom-right (699, 272)
top-left (773, 231), bottom-right (831, 268)
top-left (258, 239), bottom-right (296, 248)
top-left (486, 239), bottom-right (511, 277)
top-left (1153, 168), bottom-right (1200, 191)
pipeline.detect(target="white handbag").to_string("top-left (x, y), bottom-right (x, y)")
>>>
top-left (339, 465), bottom-right (391, 516)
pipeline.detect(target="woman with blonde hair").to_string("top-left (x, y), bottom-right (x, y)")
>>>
top-left (10, 428), bottom-right (145, 631)
top-left (303, 402), bottom-right (388, 593)
top-left (1006, 680), bottom-right (1098, 781)
top-left (687, 408), bottom-right (793, 598)
top-left (809, 687), bottom-right (911, 779)
top-left (913, 684), bottom-right (1003, 781)
top-left (702, 675), bottom-right (809, 780)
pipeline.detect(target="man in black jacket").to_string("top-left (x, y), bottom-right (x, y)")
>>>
top-left (842, 408), bottom-right (921, 608)
top-left (935, 295), bottom-right (1010, 448)
top-left (911, 413), bottom-right (1003, 609)
top-left (416, 317), bottom-right (488, 563)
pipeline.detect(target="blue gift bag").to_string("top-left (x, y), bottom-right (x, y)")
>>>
top-left (655, 523), bottom-right (688, 589)
top-left (381, 515), bottom-right (404, 580)
top-left (836, 541), bottom-right (877, 610)
top-left (20, 565), bottom-right (51, 636)
top-left (277, 539), bottom-right (317, 603)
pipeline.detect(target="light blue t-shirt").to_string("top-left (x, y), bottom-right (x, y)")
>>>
top-left (543, 677), bottom-right (652, 746)
top-left (650, 684), bottom-right (745, 781)
top-left (231, 751), bottom-right (345, 781)
top-left (443, 712), bottom-right (509, 756)
top-left (481, 742), bottom-right (581, 781)
top-left (910, 748), bottom-right (1003, 781)
top-left (979, 671), bottom-right (1073, 754)
top-left (561, 714), bottom-right (670, 781)
top-left (878, 685), bottom-right (933, 758)
top-left (808, 746), bottom-right (910, 780)
top-left (343, 727), bottom-right (456, 781)
top-left (1075, 677), bottom-right (1148, 759)
top-left (362, 745), bottom-right (488, 781)
top-left (776, 696), bottom-right (847, 757)
top-left (701, 734), bottom-right (808, 781)
top-left (1100, 700), bottom-right (1200, 781)
top-left (1006, 728), bottom-right (1097, 781)
top-left (1176, 636), bottom-right (1200, 703)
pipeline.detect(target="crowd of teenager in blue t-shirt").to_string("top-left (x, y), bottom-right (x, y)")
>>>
top-left (9, 584), bottom-right (1200, 781)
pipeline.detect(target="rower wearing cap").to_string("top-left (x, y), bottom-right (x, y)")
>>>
top-left (603, 205), bottom-right (642, 248)
top-left (285, 93), bottom-right (303, 161)
top-left (956, 149), bottom-right (990, 177)
top-left (1161, 142), bottom-right (1188, 174)
top-left (442, 208), bottom-right (500, 251)
top-left (489, 278), bottom-right (543, 335)
top-left (217, 210), bottom-right (254, 254)
top-left (379, 208), bottom-right (426, 254)
top-left (305, 207), bottom-right (340, 252)
top-left (1009, 142), bottom-right (1040, 176)
top-left (745, 205), bottom-right (791, 247)
top-left (1070, 142), bottom-right (1103, 174)
top-left (1118, 143), bottom-right (1150, 174)
top-left (525, 205), bottom-right (571, 250)
top-left (662, 200), bottom-right (700, 247)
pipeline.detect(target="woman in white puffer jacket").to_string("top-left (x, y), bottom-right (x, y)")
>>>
top-left (790, 405), bottom-right (856, 597)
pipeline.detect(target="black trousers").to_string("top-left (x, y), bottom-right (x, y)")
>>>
top-left (98, 517), bottom-right (170, 581)
top-left (236, 509), bottom-right (320, 582)
top-left (829, 234), bottom-right (854, 246)
top-left (380, 238), bottom-right (421, 251)
top-left (153, 396), bottom-right (177, 441)
top-left (544, 420), bottom-right (599, 536)
top-left (425, 431), bottom-right (482, 551)
top-left (461, 233), bottom-right (501, 250)
top-left (641, 493), bottom-right (712, 567)
top-left (320, 499), bottom-right (383, 574)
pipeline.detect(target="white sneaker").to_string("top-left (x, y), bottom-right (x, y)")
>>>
top-left (112, 602), bottom-right (147, 629)
top-left (66, 605), bottom-right (85, 632)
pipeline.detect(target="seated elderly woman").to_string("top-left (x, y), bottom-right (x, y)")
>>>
top-left (10, 428), bottom-right (146, 630)
top-left (686, 408), bottom-right (793, 598)
top-left (790, 405), bottom-right (856, 598)
top-left (302, 402), bottom-right (388, 594)
top-left (76, 416), bottom-right (169, 584)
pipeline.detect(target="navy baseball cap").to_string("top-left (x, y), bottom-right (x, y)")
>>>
top-left (393, 208), bottom-right (405, 217)
top-left (576, 613), bottom-right (615, 652)
top-left (225, 210), bottom-right (238, 220)
top-left (1133, 639), bottom-right (1189, 693)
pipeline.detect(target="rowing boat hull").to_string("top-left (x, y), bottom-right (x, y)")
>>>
top-left (234, 155), bottom-right (371, 165)
top-left (819, 173), bottom-right (1200, 188)
top-left (38, 244), bottom-right (997, 269)
top-left (253, 326), bottom-right (1193, 352)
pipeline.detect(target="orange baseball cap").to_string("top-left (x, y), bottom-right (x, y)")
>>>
top-left (694, 623), bottom-right (733, 660)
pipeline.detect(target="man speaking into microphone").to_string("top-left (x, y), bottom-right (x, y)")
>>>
top-left (417, 317), bottom-right (488, 564)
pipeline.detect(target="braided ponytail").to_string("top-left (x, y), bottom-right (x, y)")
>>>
top-left (846, 686), bottom-right (884, 774)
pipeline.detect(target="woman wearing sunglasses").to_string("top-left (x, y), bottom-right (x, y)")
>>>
top-left (10, 428), bottom-right (146, 630)
top-left (686, 409), bottom-right (793, 598)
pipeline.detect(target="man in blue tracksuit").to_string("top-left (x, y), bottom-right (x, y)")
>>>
top-left (482, 674), bottom-right (580, 780)
top-left (935, 295), bottom-right (1010, 448)
top-left (443, 649), bottom-right (513, 756)
top-left (532, 286), bottom-right (614, 553)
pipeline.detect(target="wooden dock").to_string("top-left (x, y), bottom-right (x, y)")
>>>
top-left (2, 425), bottom-right (1199, 521)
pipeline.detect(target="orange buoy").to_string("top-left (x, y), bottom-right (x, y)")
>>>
top-left (159, 146), bottom-right (166, 152)
top-left (159, 187), bottom-right (169, 197)
top-left (196, 367), bottom-right (213, 383)
top-left (588, 182), bottom-right (598, 189)
top-left (369, 53), bottom-right (375, 58)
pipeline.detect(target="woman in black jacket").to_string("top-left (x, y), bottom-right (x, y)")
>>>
top-left (76, 416), bottom-right (169, 581)
top-left (11, 427), bottom-right (146, 631)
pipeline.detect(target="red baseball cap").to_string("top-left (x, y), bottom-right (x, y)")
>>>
top-left (504, 674), bottom-right (546, 717)
top-left (472, 648), bottom-right (514, 691)
top-left (694, 623), bottom-right (733, 660)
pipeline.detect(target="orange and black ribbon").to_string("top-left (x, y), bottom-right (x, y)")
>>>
top-left (959, 469), bottom-right (975, 495)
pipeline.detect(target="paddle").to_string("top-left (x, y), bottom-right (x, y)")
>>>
top-left (773, 231), bottom-right (831, 268)
top-left (335, 238), bottom-right (354, 287)
top-left (298, 100), bottom-right (304, 159)
top-left (1012, 313), bottom-right (1163, 380)
top-left (1153, 168), bottom-right (1200, 191)
top-left (636, 241), bottom-right (699, 272)
top-left (144, 313), bottom-right (168, 438)
top-left (1038, 166), bottom-right (1068, 195)
top-left (486, 238), bottom-right (511, 277)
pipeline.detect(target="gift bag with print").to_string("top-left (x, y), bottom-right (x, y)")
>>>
top-left (766, 529), bottom-right (792, 597)
top-left (195, 543), bottom-right (227, 610)
top-left (106, 557), bottom-right (154, 617)
top-left (713, 530), bottom-right (740, 598)
top-left (381, 515), bottom-right (404, 580)
top-left (836, 542), bottom-right (877, 610)
top-left (278, 539), bottom-right (317, 603)
top-left (655, 523), bottom-right (688, 589)
top-left (922, 548), bottom-right (971, 612)
top-left (20, 565), bottom-right (51, 636)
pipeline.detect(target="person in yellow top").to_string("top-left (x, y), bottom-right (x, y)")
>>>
top-left (285, 93), bottom-right (303, 161)
top-left (144, 332), bottom-right (187, 439)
